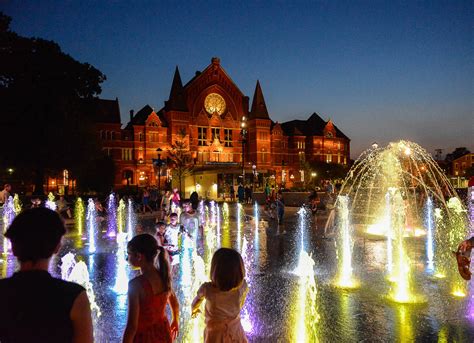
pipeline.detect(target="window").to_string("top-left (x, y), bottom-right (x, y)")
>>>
top-left (211, 127), bottom-right (220, 141)
top-left (139, 132), bottom-right (144, 142)
top-left (100, 130), bottom-right (106, 140)
top-left (326, 154), bottom-right (332, 163)
top-left (326, 132), bottom-right (333, 138)
top-left (103, 148), bottom-right (111, 156)
top-left (149, 133), bottom-right (158, 142)
top-left (122, 149), bottom-right (133, 161)
top-left (259, 132), bottom-right (268, 140)
top-left (198, 127), bottom-right (207, 146)
top-left (224, 129), bottom-right (233, 147)
top-left (297, 141), bottom-right (305, 150)
top-left (148, 122), bottom-right (159, 127)
top-left (111, 132), bottom-right (115, 140)
top-left (299, 151), bottom-right (305, 163)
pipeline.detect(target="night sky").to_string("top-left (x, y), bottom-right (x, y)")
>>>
top-left (3, 1), bottom-right (472, 158)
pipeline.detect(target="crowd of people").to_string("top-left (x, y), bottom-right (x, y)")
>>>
top-left (0, 206), bottom-right (249, 343)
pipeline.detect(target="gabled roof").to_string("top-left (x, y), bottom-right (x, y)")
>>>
top-left (281, 112), bottom-right (349, 139)
top-left (250, 80), bottom-right (269, 120)
top-left (125, 105), bottom-right (168, 129)
top-left (165, 66), bottom-right (188, 111)
top-left (82, 98), bottom-right (121, 124)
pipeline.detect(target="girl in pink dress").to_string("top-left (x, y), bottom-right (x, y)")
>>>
top-left (123, 234), bottom-right (179, 343)
top-left (192, 248), bottom-right (248, 343)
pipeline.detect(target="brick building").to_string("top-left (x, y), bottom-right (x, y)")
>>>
top-left (95, 58), bottom-right (350, 197)
top-left (451, 153), bottom-right (474, 188)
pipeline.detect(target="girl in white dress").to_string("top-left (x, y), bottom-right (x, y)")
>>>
top-left (191, 248), bottom-right (248, 343)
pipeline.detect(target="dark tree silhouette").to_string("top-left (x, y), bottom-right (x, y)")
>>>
top-left (0, 12), bottom-right (108, 193)
top-left (168, 129), bottom-right (193, 196)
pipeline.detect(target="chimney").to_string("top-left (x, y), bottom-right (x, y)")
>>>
top-left (129, 110), bottom-right (134, 123)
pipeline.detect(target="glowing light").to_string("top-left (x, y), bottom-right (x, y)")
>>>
top-left (117, 199), bottom-right (125, 234)
top-left (127, 198), bottom-right (135, 241)
top-left (74, 198), bottom-right (84, 236)
top-left (86, 199), bottom-right (96, 253)
top-left (45, 192), bottom-right (56, 211)
top-left (106, 193), bottom-right (117, 238)
top-left (61, 252), bottom-right (101, 318)
top-left (335, 195), bottom-right (359, 289)
top-left (12, 194), bottom-right (22, 215)
top-left (451, 289), bottom-right (466, 298)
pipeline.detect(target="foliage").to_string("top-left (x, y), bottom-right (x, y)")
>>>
top-left (302, 160), bottom-right (349, 183)
top-left (168, 129), bottom-right (193, 195)
top-left (76, 155), bottom-right (116, 194)
top-left (465, 166), bottom-right (474, 178)
top-left (0, 12), bottom-right (106, 193)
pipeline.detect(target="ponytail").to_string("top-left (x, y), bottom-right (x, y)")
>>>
top-left (157, 246), bottom-right (171, 292)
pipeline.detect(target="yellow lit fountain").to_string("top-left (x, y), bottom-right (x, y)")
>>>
top-left (337, 140), bottom-right (468, 301)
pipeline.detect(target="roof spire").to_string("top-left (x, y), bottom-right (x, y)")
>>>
top-left (250, 80), bottom-right (269, 119)
top-left (165, 66), bottom-right (188, 111)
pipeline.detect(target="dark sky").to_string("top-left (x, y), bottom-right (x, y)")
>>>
top-left (3, 1), bottom-right (473, 158)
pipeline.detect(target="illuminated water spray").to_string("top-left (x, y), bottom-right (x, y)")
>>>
top-left (237, 203), bottom-right (243, 251)
top-left (106, 193), bottom-right (117, 238)
top-left (2, 196), bottom-right (15, 253)
top-left (222, 202), bottom-right (231, 248)
top-left (74, 198), bottom-right (85, 236)
top-left (61, 253), bottom-right (101, 318)
top-left (12, 194), bottom-right (22, 215)
top-left (291, 207), bottom-right (319, 341)
top-left (425, 197), bottom-right (435, 271)
top-left (117, 199), bottom-right (125, 235)
top-left (127, 198), bottom-right (136, 241)
top-left (335, 195), bottom-right (358, 289)
top-left (216, 203), bottom-right (221, 248)
top-left (86, 199), bottom-right (97, 253)
top-left (45, 192), bottom-right (56, 211)
top-left (253, 202), bottom-right (260, 267)
top-left (112, 236), bottom-right (129, 294)
top-left (241, 237), bottom-right (254, 334)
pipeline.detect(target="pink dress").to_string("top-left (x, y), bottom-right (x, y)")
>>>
top-left (134, 277), bottom-right (173, 343)
top-left (193, 281), bottom-right (248, 343)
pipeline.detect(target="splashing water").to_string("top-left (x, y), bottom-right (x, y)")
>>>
top-left (75, 198), bottom-right (85, 236)
top-left (45, 192), bottom-right (56, 211)
top-left (86, 199), bottom-right (97, 253)
top-left (112, 234), bottom-right (129, 294)
top-left (127, 198), bottom-right (136, 241)
top-left (335, 195), bottom-right (358, 289)
top-left (216, 203), bottom-right (221, 248)
top-left (337, 140), bottom-right (468, 300)
top-left (106, 193), bottom-right (117, 238)
top-left (425, 197), bottom-right (435, 271)
top-left (222, 202), bottom-right (231, 248)
top-left (237, 203), bottom-right (243, 251)
top-left (60, 252), bottom-right (101, 318)
top-left (117, 199), bottom-right (126, 235)
top-left (2, 196), bottom-right (15, 253)
top-left (12, 194), bottom-right (22, 215)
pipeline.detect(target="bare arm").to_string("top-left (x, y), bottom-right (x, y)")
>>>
top-left (168, 291), bottom-right (180, 339)
top-left (70, 291), bottom-right (93, 343)
top-left (123, 280), bottom-right (140, 343)
top-left (191, 283), bottom-right (206, 317)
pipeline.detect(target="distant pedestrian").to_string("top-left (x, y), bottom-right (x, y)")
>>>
top-left (237, 184), bottom-right (245, 203)
top-left (276, 192), bottom-right (285, 225)
top-left (190, 191), bottom-right (199, 210)
top-left (142, 187), bottom-right (153, 214)
top-left (229, 185), bottom-right (235, 202)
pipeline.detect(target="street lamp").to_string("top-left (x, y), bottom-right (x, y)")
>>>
top-left (252, 163), bottom-right (257, 191)
top-left (240, 116), bottom-right (247, 184)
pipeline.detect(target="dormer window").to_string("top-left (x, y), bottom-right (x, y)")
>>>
top-left (148, 122), bottom-right (159, 127)
top-left (326, 132), bottom-right (333, 138)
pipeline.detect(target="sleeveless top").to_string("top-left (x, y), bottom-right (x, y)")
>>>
top-left (0, 270), bottom-right (85, 343)
top-left (134, 276), bottom-right (172, 343)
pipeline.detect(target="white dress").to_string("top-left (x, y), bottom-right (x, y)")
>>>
top-left (192, 281), bottom-right (248, 343)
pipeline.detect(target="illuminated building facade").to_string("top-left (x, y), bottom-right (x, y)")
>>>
top-left (94, 58), bottom-right (350, 196)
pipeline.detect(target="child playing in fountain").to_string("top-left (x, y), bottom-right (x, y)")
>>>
top-left (163, 213), bottom-right (191, 266)
top-left (191, 248), bottom-right (248, 343)
top-left (123, 234), bottom-right (179, 343)
top-left (0, 208), bottom-right (93, 342)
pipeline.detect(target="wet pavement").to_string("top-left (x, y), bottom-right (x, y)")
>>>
top-left (1, 204), bottom-right (474, 342)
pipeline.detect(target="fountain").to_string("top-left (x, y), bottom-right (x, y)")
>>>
top-left (86, 198), bottom-right (97, 253)
top-left (45, 192), bottom-right (57, 211)
top-left (12, 194), bottom-right (22, 215)
top-left (126, 198), bottom-right (136, 241)
top-left (106, 193), bottom-right (117, 238)
top-left (337, 140), bottom-right (469, 301)
top-left (2, 196), bottom-right (15, 253)
top-left (75, 198), bottom-right (85, 236)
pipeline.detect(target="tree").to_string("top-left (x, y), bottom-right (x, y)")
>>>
top-left (0, 12), bottom-right (106, 194)
top-left (168, 129), bottom-right (193, 196)
top-left (305, 160), bottom-right (349, 184)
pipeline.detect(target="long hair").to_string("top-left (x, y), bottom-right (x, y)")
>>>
top-left (156, 246), bottom-right (171, 292)
top-left (127, 234), bottom-right (158, 262)
top-left (210, 248), bottom-right (245, 291)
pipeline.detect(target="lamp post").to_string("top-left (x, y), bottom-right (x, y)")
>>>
top-left (252, 163), bottom-right (257, 191)
top-left (240, 116), bottom-right (247, 184)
